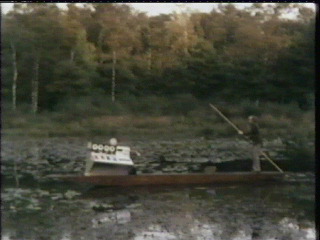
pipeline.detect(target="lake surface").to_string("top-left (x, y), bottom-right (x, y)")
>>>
top-left (1, 137), bottom-right (315, 240)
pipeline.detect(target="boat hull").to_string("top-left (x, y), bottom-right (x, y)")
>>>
top-left (50, 172), bottom-right (284, 186)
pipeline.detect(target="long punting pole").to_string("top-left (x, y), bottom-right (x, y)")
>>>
top-left (209, 103), bottom-right (284, 173)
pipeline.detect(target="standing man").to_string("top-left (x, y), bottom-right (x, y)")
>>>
top-left (238, 116), bottom-right (263, 172)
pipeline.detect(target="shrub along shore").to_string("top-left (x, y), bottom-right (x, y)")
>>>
top-left (2, 98), bottom-right (315, 169)
top-left (2, 98), bottom-right (314, 140)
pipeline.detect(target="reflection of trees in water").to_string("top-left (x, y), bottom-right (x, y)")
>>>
top-left (134, 224), bottom-right (177, 240)
top-left (2, 182), bottom-right (315, 240)
top-left (92, 209), bottom-right (131, 227)
top-left (132, 219), bottom-right (315, 240)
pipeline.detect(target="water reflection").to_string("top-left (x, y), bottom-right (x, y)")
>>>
top-left (190, 221), bottom-right (221, 240)
top-left (60, 233), bottom-right (71, 240)
top-left (2, 179), bottom-right (315, 240)
top-left (130, 218), bottom-right (316, 240)
top-left (134, 224), bottom-right (177, 240)
top-left (92, 209), bottom-right (131, 228)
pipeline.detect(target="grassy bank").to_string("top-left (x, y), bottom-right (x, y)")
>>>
top-left (2, 98), bottom-right (314, 140)
top-left (2, 98), bottom-right (315, 164)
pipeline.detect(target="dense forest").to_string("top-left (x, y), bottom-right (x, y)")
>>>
top-left (1, 3), bottom-right (315, 115)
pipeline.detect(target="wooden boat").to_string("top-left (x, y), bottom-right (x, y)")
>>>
top-left (50, 172), bottom-right (284, 186)
top-left (49, 141), bottom-right (284, 186)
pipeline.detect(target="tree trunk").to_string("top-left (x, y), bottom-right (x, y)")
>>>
top-left (70, 49), bottom-right (75, 62)
top-left (31, 55), bottom-right (39, 114)
top-left (98, 29), bottom-right (105, 64)
top-left (111, 50), bottom-right (117, 103)
top-left (147, 49), bottom-right (152, 71)
top-left (183, 27), bottom-right (189, 55)
top-left (11, 42), bottom-right (18, 111)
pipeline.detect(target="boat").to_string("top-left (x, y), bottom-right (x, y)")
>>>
top-left (51, 172), bottom-right (284, 186)
top-left (49, 141), bottom-right (284, 186)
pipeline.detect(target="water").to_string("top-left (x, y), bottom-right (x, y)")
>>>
top-left (1, 137), bottom-right (315, 240)
top-left (1, 178), bottom-right (315, 240)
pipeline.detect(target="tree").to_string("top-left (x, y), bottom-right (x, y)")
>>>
top-left (1, 3), bottom-right (315, 112)
top-left (90, 4), bottom-right (143, 101)
top-left (271, 16), bottom-right (315, 107)
top-left (4, 3), bottom-right (67, 113)
top-left (2, 15), bottom-right (20, 111)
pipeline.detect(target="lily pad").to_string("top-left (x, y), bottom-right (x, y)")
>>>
top-left (64, 190), bottom-right (81, 200)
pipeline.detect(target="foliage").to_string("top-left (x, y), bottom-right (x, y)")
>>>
top-left (1, 3), bottom-right (315, 113)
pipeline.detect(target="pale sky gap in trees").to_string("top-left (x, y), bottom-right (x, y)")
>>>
top-left (1, 2), bottom-right (316, 18)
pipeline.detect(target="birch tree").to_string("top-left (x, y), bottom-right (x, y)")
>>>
top-left (92, 4), bottom-right (141, 102)
top-left (9, 3), bottom-right (70, 112)
top-left (2, 13), bottom-right (21, 111)
top-left (10, 42), bottom-right (18, 111)
top-left (31, 54), bottom-right (39, 114)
